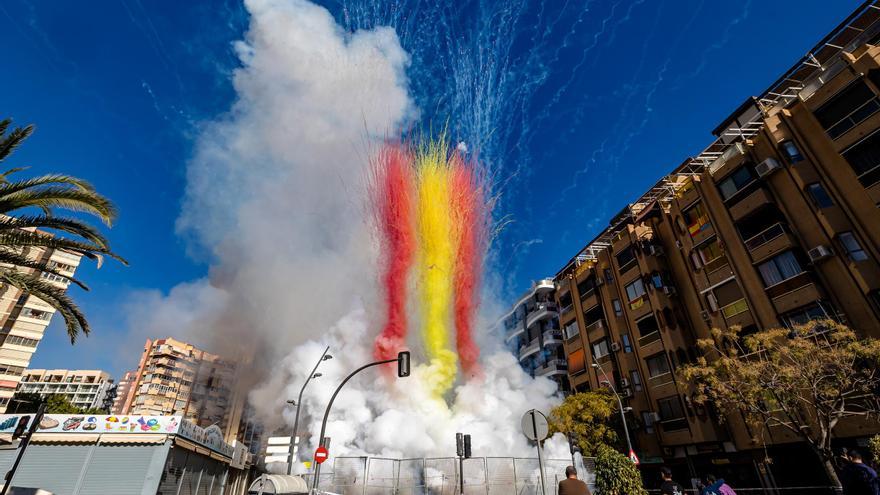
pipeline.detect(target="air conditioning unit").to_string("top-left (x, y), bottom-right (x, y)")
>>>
top-left (596, 277), bottom-right (605, 286)
top-left (700, 310), bottom-right (711, 322)
top-left (755, 157), bottom-right (782, 178)
top-left (808, 245), bottom-right (834, 263)
top-left (663, 286), bottom-right (677, 296)
top-left (620, 377), bottom-right (630, 388)
top-left (621, 387), bottom-right (634, 398)
top-left (650, 412), bottom-right (662, 422)
top-left (690, 252), bottom-right (703, 270)
top-left (707, 293), bottom-right (719, 312)
top-left (610, 341), bottom-right (621, 352)
top-left (647, 244), bottom-right (665, 256)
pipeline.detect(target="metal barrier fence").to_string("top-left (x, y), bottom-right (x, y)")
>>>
top-left (646, 488), bottom-right (837, 495)
top-left (303, 455), bottom-right (597, 494)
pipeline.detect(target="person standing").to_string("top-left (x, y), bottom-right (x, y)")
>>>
top-left (659, 467), bottom-right (685, 495)
top-left (558, 465), bottom-right (591, 495)
top-left (700, 474), bottom-right (737, 495)
top-left (840, 450), bottom-right (880, 495)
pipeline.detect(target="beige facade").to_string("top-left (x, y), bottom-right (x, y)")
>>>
top-left (552, 1), bottom-right (880, 479)
top-left (0, 245), bottom-right (82, 412)
top-left (121, 337), bottom-right (247, 443)
top-left (111, 369), bottom-right (136, 414)
top-left (17, 369), bottom-right (112, 411)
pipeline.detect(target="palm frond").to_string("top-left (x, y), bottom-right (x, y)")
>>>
top-left (0, 249), bottom-right (89, 290)
top-left (0, 230), bottom-right (128, 266)
top-left (0, 215), bottom-right (111, 248)
top-left (0, 174), bottom-right (96, 195)
top-left (0, 270), bottom-right (89, 343)
top-left (0, 167), bottom-right (28, 185)
top-left (0, 124), bottom-right (34, 163)
top-left (0, 185), bottom-right (117, 225)
top-left (0, 119), bottom-right (10, 137)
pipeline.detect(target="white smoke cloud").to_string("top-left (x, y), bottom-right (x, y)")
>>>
top-left (124, 0), bottom-right (568, 467)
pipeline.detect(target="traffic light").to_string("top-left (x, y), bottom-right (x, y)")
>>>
top-left (463, 434), bottom-right (472, 459)
top-left (397, 351), bottom-right (410, 377)
top-left (12, 416), bottom-right (29, 440)
top-left (456, 432), bottom-right (464, 457)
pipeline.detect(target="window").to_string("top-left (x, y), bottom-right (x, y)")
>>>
top-left (569, 349), bottom-right (586, 375)
top-left (696, 237), bottom-right (724, 267)
top-left (683, 202), bottom-right (711, 238)
top-left (621, 333), bottom-right (633, 353)
top-left (636, 315), bottom-right (660, 337)
top-left (20, 308), bottom-right (51, 321)
top-left (814, 80), bottom-right (880, 139)
top-left (782, 303), bottom-right (831, 327)
top-left (651, 272), bottom-right (664, 289)
top-left (781, 140), bottom-right (804, 162)
top-left (604, 268), bottom-right (613, 283)
top-left (625, 278), bottom-right (646, 302)
top-left (40, 272), bottom-right (70, 284)
top-left (657, 396), bottom-right (688, 430)
top-left (616, 246), bottom-right (636, 272)
top-left (2, 335), bottom-right (39, 347)
top-left (577, 277), bottom-right (595, 299)
top-left (646, 354), bottom-right (671, 378)
top-left (757, 251), bottom-right (804, 287)
top-left (612, 299), bottom-right (622, 316)
top-left (806, 183), bottom-right (834, 208)
top-left (717, 166), bottom-right (756, 201)
top-left (559, 293), bottom-right (573, 313)
top-left (843, 130), bottom-right (880, 187)
top-left (592, 339), bottom-right (610, 358)
top-left (642, 412), bottom-right (655, 434)
top-left (564, 321), bottom-right (579, 340)
top-left (839, 232), bottom-right (869, 261)
top-left (630, 370), bottom-right (643, 392)
top-left (0, 364), bottom-right (25, 376)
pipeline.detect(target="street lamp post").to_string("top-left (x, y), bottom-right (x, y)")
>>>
top-left (310, 351), bottom-right (410, 493)
top-left (592, 362), bottom-right (634, 458)
top-left (287, 345), bottom-right (332, 475)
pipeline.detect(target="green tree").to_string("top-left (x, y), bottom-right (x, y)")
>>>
top-left (0, 118), bottom-right (125, 342)
top-left (44, 394), bottom-right (83, 414)
top-left (679, 320), bottom-right (880, 490)
top-left (870, 434), bottom-right (880, 462)
top-left (594, 444), bottom-right (647, 495)
top-left (548, 389), bottom-right (619, 456)
top-left (9, 393), bottom-right (82, 414)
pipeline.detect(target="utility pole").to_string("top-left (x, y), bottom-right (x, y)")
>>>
top-left (287, 345), bottom-right (332, 475)
top-left (310, 351), bottom-right (410, 493)
top-left (592, 362), bottom-right (634, 459)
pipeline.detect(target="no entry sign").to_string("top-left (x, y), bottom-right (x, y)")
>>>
top-left (314, 446), bottom-right (329, 464)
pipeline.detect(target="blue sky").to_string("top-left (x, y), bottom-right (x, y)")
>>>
top-left (0, 0), bottom-right (863, 377)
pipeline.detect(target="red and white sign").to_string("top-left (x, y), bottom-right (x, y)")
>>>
top-left (315, 446), bottom-right (329, 464)
top-left (629, 449), bottom-right (640, 465)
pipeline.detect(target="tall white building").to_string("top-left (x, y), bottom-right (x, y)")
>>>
top-left (17, 369), bottom-right (113, 410)
top-left (0, 245), bottom-right (83, 412)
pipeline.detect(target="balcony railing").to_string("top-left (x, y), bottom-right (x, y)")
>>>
top-left (826, 97), bottom-right (880, 139)
top-left (638, 331), bottom-right (662, 347)
top-left (744, 222), bottom-right (785, 251)
top-left (535, 359), bottom-right (568, 376)
top-left (519, 339), bottom-right (541, 360)
top-left (543, 330), bottom-right (563, 344)
top-left (584, 319), bottom-right (605, 334)
top-left (721, 298), bottom-right (749, 320)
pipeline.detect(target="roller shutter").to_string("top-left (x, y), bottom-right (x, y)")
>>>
top-left (78, 443), bottom-right (166, 495)
top-left (8, 443), bottom-right (93, 494)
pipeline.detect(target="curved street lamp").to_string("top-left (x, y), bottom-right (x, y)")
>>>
top-left (287, 346), bottom-right (332, 475)
top-left (592, 362), bottom-right (635, 460)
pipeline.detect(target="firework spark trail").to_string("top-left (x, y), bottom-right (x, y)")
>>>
top-left (372, 144), bottom-right (417, 364)
top-left (450, 155), bottom-right (488, 376)
top-left (416, 140), bottom-right (458, 398)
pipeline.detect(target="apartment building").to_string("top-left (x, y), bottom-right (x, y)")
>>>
top-left (553, 1), bottom-right (880, 487)
top-left (120, 337), bottom-right (248, 443)
top-left (498, 279), bottom-right (570, 392)
top-left (0, 246), bottom-right (82, 412)
top-left (111, 370), bottom-right (137, 414)
top-left (17, 369), bottom-right (113, 411)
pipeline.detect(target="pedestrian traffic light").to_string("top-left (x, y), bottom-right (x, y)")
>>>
top-left (397, 351), bottom-right (410, 377)
top-left (463, 434), bottom-right (472, 459)
top-left (456, 432), bottom-right (464, 457)
top-left (12, 416), bottom-right (29, 440)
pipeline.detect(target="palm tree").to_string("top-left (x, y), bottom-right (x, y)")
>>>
top-left (0, 118), bottom-right (125, 343)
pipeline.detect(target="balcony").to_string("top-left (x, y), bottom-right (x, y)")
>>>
top-left (585, 319), bottom-right (605, 339)
top-left (519, 339), bottom-right (541, 361)
top-left (638, 331), bottom-right (662, 348)
top-left (769, 274), bottom-right (822, 314)
top-left (729, 187), bottom-right (772, 221)
top-left (543, 330), bottom-right (564, 346)
top-left (676, 179), bottom-right (700, 208)
top-left (745, 223), bottom-right (796, 263)
top-left (535, 359), bottom-right (568, 377)
top-left (526, 303), bottom-right (558, 329)
top-left (505, 325), bottom-right (525, 343)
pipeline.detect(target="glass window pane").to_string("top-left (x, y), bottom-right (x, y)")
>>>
top-left (807, 183), bottom-right (834, 208)
top-left (775, 251), bottom-right (803, 279)
top-left (758, 260), bottom-right (783, 286)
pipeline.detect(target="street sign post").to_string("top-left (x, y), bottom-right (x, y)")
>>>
top-left (521, 409), bottom-right (550, 495)
top-left (314, 445), bottom-right (329, 464)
